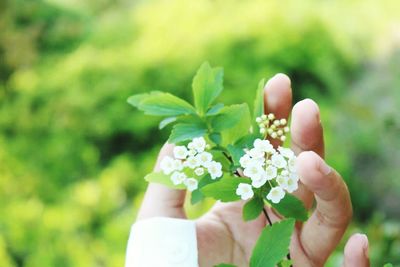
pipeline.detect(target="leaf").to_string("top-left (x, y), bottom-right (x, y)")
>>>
top-left (214, 264), bottom-right (237, 267)
top-left (250, 219), bottom-right (295, 267)
top-left (192, 62), bottom-right (224, 115)
top-left (144, 171), bottom-right (186, 189)
top-left (201, 174), bottom-right (250, 202)
top-left (168, 122), bottom-right (207, 143)
top-left (226, 144), bottom-right (245, 167)
top-left (191, 174), bottom-right (217, 204)
top-left (269, 194), bottom-right (308, 222)
top-left (209, 132), bottom-right (222, 145)
top-left (279, 259), bottom-right (293, 267)
top-left (220, 104), bottom-right (251, 145)
top-left (206, 103), bottom-right (225, 116)
top-left (137, 92), bottom-right (196, 116)
top-left (243, 196), bottom-right (264, 221)
top-left (211, 104), bottom-right (249, 132)
top-left (127, 91), bottom-right (163, 107)
top-left (383, 264), bottom-right (393, 267)
top-left (159, 117), bottom-right (177, 129)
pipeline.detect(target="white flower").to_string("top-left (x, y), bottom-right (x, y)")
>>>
top-left (266, 187), bottom-right (285, 203)
top-left (194, 167), bottom-right (204, 176)
top-left (276, 175), bottom-right (288, 187)
top-left (252, 174), bottom-right (268, 188)
top-left (289, 172), bottom-right (299, 182)
top-left (160, 156), bottom-right (175, 175)
top-left (239, 154), bottom-right (252, 168)
top-left (243, 163), bottom-right (264, 180)
top-left (265, 165), bottom-right (278, 180)
top-left (170, 171), bottom-right (187, 185)
top-left (185, 156), bottom-right (200, 169)
top-left (247, 147), bottom-right (265, 159)
top-left (184, 178), bottom-right (198, 191)
top-left (207, 161), bottom-right (223, 179)
top-left (278, 147), bottom-right (295, 159)
top-left (172, 159), bottom-right (183, 171)
top-left (197, 152), bottom-right (213, 167)
top-left (173, 146), bottom-right (188, 159)
top-left (236, 183), bottom-right (254, 200)
top-left (188, 149), bottom-right (197, 157)
top-left (284, 176), bottom-right (299, 193)
top-left (271, 154), bottom-right (287, 169)
top-left (288, 157), bottom-right (296, 172)
top-left (189, 137), bottom-right (206, 153)
top-left (254, 139), bottom-right (274, 153)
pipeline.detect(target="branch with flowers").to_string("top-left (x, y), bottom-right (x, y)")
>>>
top-left (128, 62), bottom-right (308, 267)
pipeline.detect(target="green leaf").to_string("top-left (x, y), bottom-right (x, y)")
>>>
top-left (269, 194), bottom-right (308, 222)
top-left (279, 259), bottom-right (293, 267)
top-left (383, 264), bottom-right (393, 267)
top-left (211, 104), bottom-right (249, 132)
top-left (137, 92), bottom-right (196, 116)
top-left (144, 171), bottom-right (186, 189)
top-left (159, 117), bottom-right (177, 129)
top-left (168, 122), bottom-right (207, 143)
top-left (201, 174), bottom-right (250, 202)
top-left (127, 91), bottom-right (163, 107)
top-left (253, 78), bottom-right (266, 134)
top-left (243, 196), bottom-right (264, 221)
top-left (209, 132), bottom-right (222, 145)
top-left (206, 103), bottom-right (224, 116)
top-left (250, 218), bottom-right (295, 267)
top-left (226, 144), bottom-right (245, 167)
top-left (191, 174), bottom-right (217, 204)
top-left (220, 104), bottom-right (251, 145)
top-left (192, 62), bottom-right (224, 115)
top-left (214, 264), bottom-right (237, 267)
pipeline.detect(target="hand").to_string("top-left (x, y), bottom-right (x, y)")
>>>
top-left (137, 74), bottom-right (368, 267)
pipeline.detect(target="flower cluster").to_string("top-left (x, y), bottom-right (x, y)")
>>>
top-left (256, 113), bottom-right (290, 142)
top-left (160, 137), bottom-right (223, 192)
top-left (235, 138), bottom-right (299, 203)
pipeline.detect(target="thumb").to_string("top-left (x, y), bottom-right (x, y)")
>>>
top-left (342, 233), bottom-right (370, 267)
top-left (137, 143), bottom-right (187, 220)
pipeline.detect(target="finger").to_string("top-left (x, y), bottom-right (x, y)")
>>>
top-left (297, 151), bottom-right (352, 266)
top-left (136, 143), bottom-right (187, 220)
top-left (342, 234), bottom-right (370, 267)
top-left (290, 99), bottom-right (324, 208)
top-left (263, 73), bottom-right (292, 147)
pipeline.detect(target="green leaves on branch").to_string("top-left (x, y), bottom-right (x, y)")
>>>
top-left (169, 122), bottom-right (208, 143)
top-left (211, 104), bottom-right (249, 132)
top-left (201, 174), bottom-right (250, 202)
top-left (250, 219), bottom-right (295, 267)
top-left (192, 62), bottom-right (224, 115)
top-left (269, 194), bottom-right (308, 222)
top-left (144, 172), bottom-right (186, 189)
top-left (253, 78), bottom-right (266, 134)
top-left (243, 196), bottom-right (264, 221)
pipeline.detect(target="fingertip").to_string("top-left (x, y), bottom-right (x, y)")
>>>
top-left (264, 73), bottom-right (292, 119)
top-left (344, 233), bottom-right (369, 266)
top-left (292, 98), bottom-right (320, 121)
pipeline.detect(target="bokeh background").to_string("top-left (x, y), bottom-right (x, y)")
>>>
top-left (1, 0), bottom-right (400, 266)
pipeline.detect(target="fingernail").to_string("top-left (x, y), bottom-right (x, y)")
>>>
top-left (360, 234), bottom-right (369, 258)
top-left (319, 159), bottom-right (331, 175)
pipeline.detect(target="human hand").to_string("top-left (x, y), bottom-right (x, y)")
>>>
top-left (137, 74), bottom-right (367, 267)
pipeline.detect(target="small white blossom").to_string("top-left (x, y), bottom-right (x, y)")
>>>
top-left (243, 163), bottom-right (264, 180)
top-left (239, 154), bottom-right (252, 168)
top-left (185, 156), bottom-right (200, 169)
top-left (271, 154), bottom-right (287, 169)
top-left (189, 137), bottom-right (206, 153)
top-left (254, 139), bottom-right (274, 153)
top-left (252, 174), bottom-right (268, 188)
top-left (207, 161), bottom-right (223, 179)
top-left (184, 178), bottom-right (198, 191)
top-left (247, 147), bottom-right (265, 159)
top-left (172, 159), bottom-right (183, 171)
top-left (188, 149), bottom-right (197, 157)
top-left (265, 165), bottom-right (278, 180)
top-left (236, 183), bottom-right (254, 200)
top-left (160, 156), bottom-right (175, 175)
top-left (267, 187), bottom-right (285, 203)
top-left (285, 176), bottom-right (298, 193)
top-left (173, 146), bottom-right (188, 159)
top-left (197, 152), bottom-right (213, 167)
top-left (194, 167), bottom-right (204, 176)
top-left (288, 157), bottom-right (296, 172)
top-left (276, 175), bottom-right (288, 187)
top-left (171, 171), bottom-right (187, 185)
top-left (278, 147), bottom-right (295, 159)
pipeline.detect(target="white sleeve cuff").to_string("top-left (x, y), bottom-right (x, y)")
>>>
top-left (125, 217), bottom-right (198, 267)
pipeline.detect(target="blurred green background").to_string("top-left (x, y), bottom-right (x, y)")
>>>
top-left (0, 0), bottom-right (399, 266)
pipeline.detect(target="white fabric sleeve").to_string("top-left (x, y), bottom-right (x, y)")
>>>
top-left (125, 217), bottom-right (199, 267)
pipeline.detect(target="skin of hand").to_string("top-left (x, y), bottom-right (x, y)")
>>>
top-left (136, 74), bottom-right (370, 267)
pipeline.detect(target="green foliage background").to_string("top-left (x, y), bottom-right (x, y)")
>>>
top-left (0, 0), bottom-right (399, 266)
